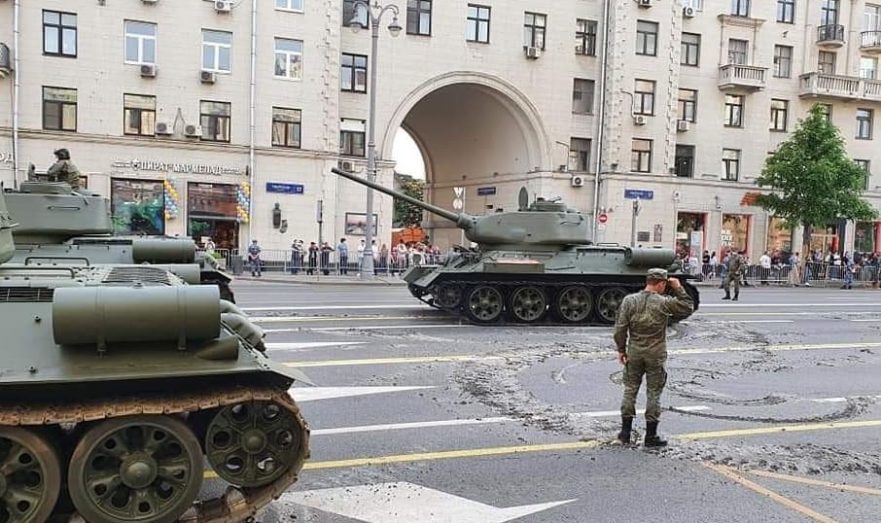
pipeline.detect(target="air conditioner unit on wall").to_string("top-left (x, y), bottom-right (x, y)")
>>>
top-left (677, 120), bottom-right (690, 132)
top-left (142, 0), bottom-right (159, 4)
top-left (140, 64), bottom-right (157, 77)
top-left (571, 175), bottom-right (585, 188)
top-left (200, 70), bottom-right (217, 84)
top-left (638, 0), bottom-right (653, 7)
top-left (338, 160), bottom-right (355, 172)
top-left (215, 1), bottom-right (232, 12)
top-left (683, 6), bottom-right (696, 18)
top-left (633, 114), bottom-right (648, 126)
top-left (184, 124), bottom-right (202, 137)
top-left (155, 121), bottom-right (173, 135)
top-left (525, 46), bottom-right (541, 59)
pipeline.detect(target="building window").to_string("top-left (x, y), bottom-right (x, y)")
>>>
top-left (340, 119), bottom-right (366, 157)
top-left (42, 87), bottom-right (77, 132)
top-left (274, 38), bottom-right (303, 80)
top-left (818, 51), bottom-right (836, 74)
top-left (524, 12), bottom-right (547, 49)
top-left (728, 39), bottom-right (748, 64)
top-left (343, 0), bottom-right (368, 28)
top-left (276, 0), bottom-right (304, 11)
top-left (773, 45), bottom-right (793, 78)
top-left (777, 0), bottom-right (795, 23)
top-left (272, 107), bottom-right (302, 148)
top-left (124, 21), bottom-right (157, 65)
top-left (576, 19), bottom-right (597, 56)
top-left (407, 0), bottom-right (432, 36)
top-left (636, 21), bottom-right (658, 56)
top-left (123, 94), bottom-right (156, 136)
top-left (861, 56), bottom-right (878, 79)
top-left (43, 10), bottom-right (77, 57)
top-left (681, 33), bottom-right (700, 66)
top-left (675, 145), bottom-right (695, 178)
top-left (677, 88), bottom-right (697, 122)
top-left (202, 30), bottom-right (232, 72)
top-left (770, 99), bottom-right (789, 132)
top-left (857, 108), bottom-right (874, 139)
top-left (731, 0), bottom-right (751, 17)
top-left (570, 138), bottom-right (591, 172)
top-left (725, 94), bottom-right (744, 127)
top-left (111, 179), bottom-right (165, 236)
top-left (821, 0), bottom-right (840, 25)
top-left (634, 80), bottom-right (655, 116)
top-left (722, 149), bottom-right (741, 181)
top-left (855, 159), bottom-right (871, 190)
top-left (200, 101), bottom-right (231, 142)
top-left (467, 5), bottom-right (491, 44)
top-left (867, 5), bottom-right (881, 31)
top-left (341, 53), bottom-right (367, 93)
top-left (631, 139), bottom-right (652, 173)
top-left (572, 79), bottom-right (595, 114)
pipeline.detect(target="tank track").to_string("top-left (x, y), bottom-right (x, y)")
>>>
top-left (0, 385), bottom-right (310, 523)
top-left (415, 278), bottom-right (699, 326)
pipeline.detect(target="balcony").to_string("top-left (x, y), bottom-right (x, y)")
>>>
top-left (0, 43), bottom-right (10, 78)
top-left (799, 72), bottom-right (881, 102)
top-left (861, 31), bottom-right (881, 54)
top-left (817, 24), bottom-right (845, 48)
top-left (718, 64), bottom-right (767, 91)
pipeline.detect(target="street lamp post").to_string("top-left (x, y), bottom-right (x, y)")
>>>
top-left (350, 1), bottom-right (402, 279)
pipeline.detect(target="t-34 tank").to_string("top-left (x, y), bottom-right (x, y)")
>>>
top-left (0, 190), bottom-right (310, 522)
top-left (331, 167), bottom-right (698, 325)
top-left (4, 180), bottom-right (236, 301)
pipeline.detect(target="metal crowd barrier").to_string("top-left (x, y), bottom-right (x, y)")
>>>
top-left (199, 247), bottom-right (445, 276)
top-left (692, 262), bottom-right (881, 287)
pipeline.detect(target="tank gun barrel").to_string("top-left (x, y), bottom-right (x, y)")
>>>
top-left (331, 168), bottom-right (471, 228)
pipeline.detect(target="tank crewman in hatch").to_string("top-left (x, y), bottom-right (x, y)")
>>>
top-left (722, 249), bottom-right (745, 301)
top-left (614, 268), bottom-right (694, 447)
top-left (47, 148), bottom-right (82, 190)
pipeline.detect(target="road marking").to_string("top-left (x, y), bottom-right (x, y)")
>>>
top-left (282, 482), bottom-right (575, 523)
top-left (253, 315), bottom-right (434, 324)
top-left (850, 318), bottom-right (879, 322)
top-left (287, 354), bottom-right (504, 368)
top-left (266, 324), bottom-right (474, 333)
top-left (244, 304), bottom-right (428, 312)
top-left (747, 470), bottom-right (881, 497)
top-left (684, 319), bottom-right (795, 324)
top-left (704, 464), bottom-right (839, 523)
top-left (809, 395), bottom-right (881, 403)
top-left (697, 312), bottom-right (876, 317)
top-left (570, 405), bottom-right (710, 418)
top-left (265, 341), bottom-right (365, 351)
top-left (701, 302), bottom-right (881, 308)
top-left (293, 386), bottom-right (436, 403)
top-left (677, 419), bottom-right (881, 440)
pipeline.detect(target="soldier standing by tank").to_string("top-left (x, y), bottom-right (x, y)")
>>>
top-left (46, 148), bottom-right (82, 190)
top-left (723, 249), bottom-right (745, 300)
top-left (614, 268), bottom-right (694, 447)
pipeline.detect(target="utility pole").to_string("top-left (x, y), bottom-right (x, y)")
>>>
top-left (630, 198), bottom-right (640, 247)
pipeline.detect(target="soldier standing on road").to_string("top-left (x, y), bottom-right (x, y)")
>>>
top-left (723, 249), bottom-right (745, 301)
top-left (614, 268), bottom-right (694, 447)
top-left (47, 148), bottom-right (82, 190)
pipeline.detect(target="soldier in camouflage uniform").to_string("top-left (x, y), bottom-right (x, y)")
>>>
top-left (614, 268), bottom-right (694, 447)
top-left (46, 148), bottom-right (82, 190)
top-left (723, 249), bottom-right (745, 301)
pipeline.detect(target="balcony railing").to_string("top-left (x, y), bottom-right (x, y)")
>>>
top-left (799, 72), bottom-right (881, 102)
top-left (817, 24), bottom-right (845, 46)
top-left (718, 64), bottom-right (767, 91)
top-left (861, 31), bottom-right (881, 53)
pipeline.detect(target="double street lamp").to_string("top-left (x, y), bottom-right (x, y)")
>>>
top-left (349, 1), bottom-right (402, 279)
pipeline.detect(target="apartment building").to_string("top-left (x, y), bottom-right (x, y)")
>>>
top-left (1, 0), bottom-right (880, 256)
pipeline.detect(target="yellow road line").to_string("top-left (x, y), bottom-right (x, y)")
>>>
top-left (676, 419), bottom-right (881, 440)
top-left (286, 355), bottom-right (503, 368)
top-left (747, 470), bottom-right (881, 497)
top-left (704, 464), bottom-right (839, 523)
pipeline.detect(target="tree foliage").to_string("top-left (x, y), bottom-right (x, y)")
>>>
top-left (393, 173), bottom-right (425, 228)
top-left (756, 104), bottom-right (876, 233)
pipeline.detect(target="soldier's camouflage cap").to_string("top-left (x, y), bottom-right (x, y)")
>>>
top-left (647, 268), bottom-right (668, 281)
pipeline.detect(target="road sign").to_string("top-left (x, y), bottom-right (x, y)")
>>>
top-left (598, 213), bottom-right (608, 224)
top-left (453, 186), bottom-right (465, 211)
top-left (477, 186), bottom-right (497, 196)
top-left (266, 182), bottom-right (304, 194)
top-left (624, 189), bottom-right (654, 200)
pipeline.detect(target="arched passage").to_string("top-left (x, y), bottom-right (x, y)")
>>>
top-left (383, 73), bottom-right (550, 247)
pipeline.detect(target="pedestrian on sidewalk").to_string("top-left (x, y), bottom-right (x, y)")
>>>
top-left (290, 239), bottom-right (304, 275)
top-left (306, 242), bottom-right (318, 275)
top-left (759, 251), bottom-right (772, 285)
top-left (723, 249), bottom-right (745, 300)
top-left (337, 238), bottom-right (349, 275)
top-left (788, 252), bottom-right (801, 286)
top-left (247, 239), bottom-right (262, 277)
top-left (842, 254), bottom-right (855, 289)
top-left (614, 268), bottom-right (694, 447)
top-left (320, 242), bottom-right (334, 276)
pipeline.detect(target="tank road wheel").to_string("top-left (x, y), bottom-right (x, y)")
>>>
top-left (508, 286), bottom-right (548, 323)
top-left (596, 287), bottom-right (628, 324)
top-left (0, 427), bottom-right (62, 523)
top-left (553, 285), bottom-right (593, 323)
top-left (464, 285), bottom-right (505, 323)
top-left (68, 416), bottom-right (203, 523)
top-left (432, 284), bottom-right (462, 310)
top-left (205, 401), bottom-right (303, 488)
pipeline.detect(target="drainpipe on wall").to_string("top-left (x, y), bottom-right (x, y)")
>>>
top-left (12, 0), bottom-right (21, 189)
top-left (591, 0), bottom-right (612, 239)
top-left (247, 0), bottom-right (257, 244)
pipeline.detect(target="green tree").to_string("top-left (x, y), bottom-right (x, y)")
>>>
top-left (756, 104), bottom-right (877, 260)
top-left (393, 173), bottom-right (425, 228)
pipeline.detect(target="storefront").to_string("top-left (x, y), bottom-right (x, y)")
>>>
top-left (855, 222), bottom-right (877, 254)
top-left (721, 213), bottom-right (751, 256)
top-left (809, 224), bottom-right (839, 254)
top-left (675, 212), bottom-right (706, 258)
top-left (110, 178), bottom-right (165, 235)
top-left (187, 182), bottom-right (240, 250)
top-left (765, 216), bottom-right (792, 254)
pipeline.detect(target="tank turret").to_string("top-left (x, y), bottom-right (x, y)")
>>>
top-left (331, 168), bottom-right (590, 250)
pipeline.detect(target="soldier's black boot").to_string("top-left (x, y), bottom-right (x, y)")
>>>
top-left (617, 416), bottom-right (633, 445)
top-left (644, 421), bottom-right (668, 448)
top-left (733, 291), bottom-right (739, 301)
top-left (722, 290), bottom-right (731, 300)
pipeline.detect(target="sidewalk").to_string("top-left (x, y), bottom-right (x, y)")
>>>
top-left (235, 273), bottom-right (408, 285)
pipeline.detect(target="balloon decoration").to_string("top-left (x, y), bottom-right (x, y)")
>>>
top-left (163, 179), bottom-right (181, 221)
top-left (237, 182), bottom-right (251, 223)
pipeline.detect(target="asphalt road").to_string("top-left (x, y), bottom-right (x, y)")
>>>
top-left (228, 281), bottom-right (881, 523)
